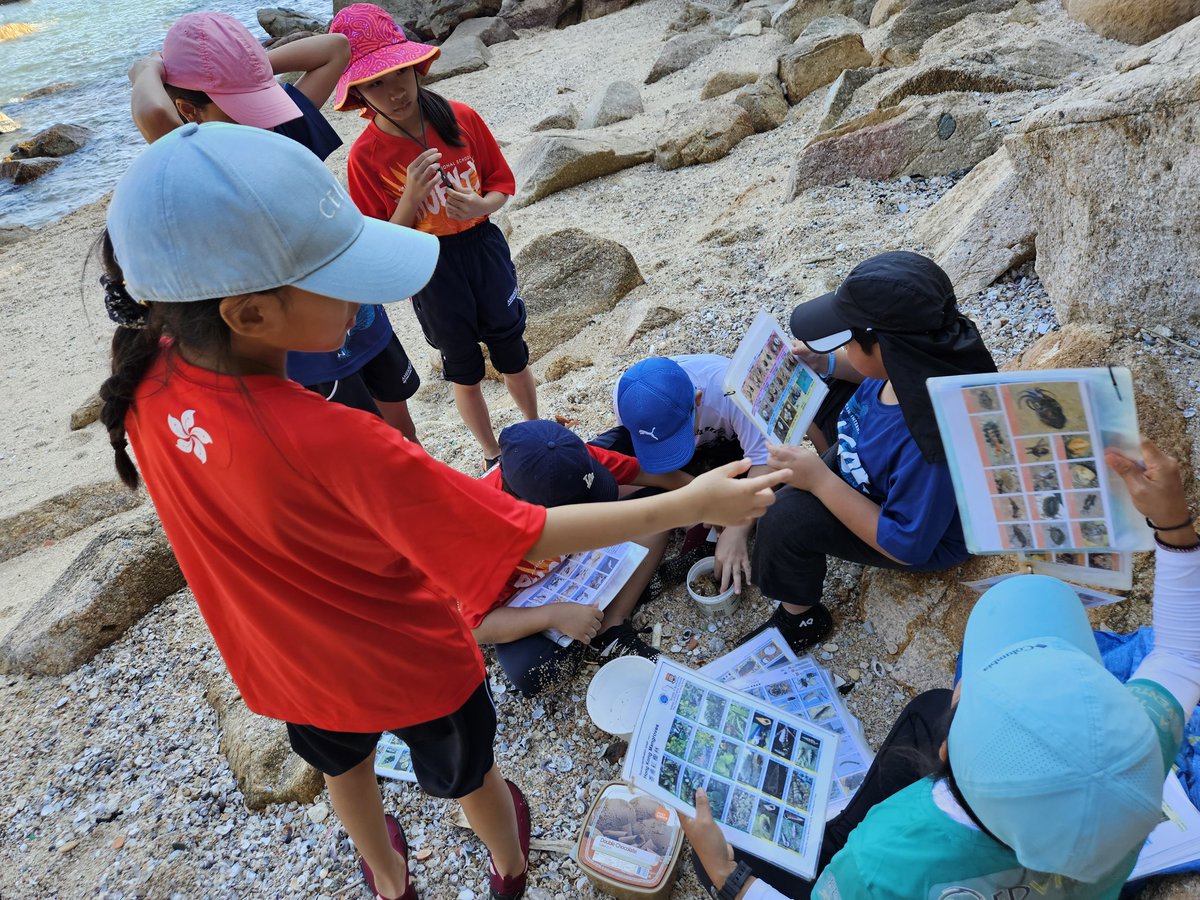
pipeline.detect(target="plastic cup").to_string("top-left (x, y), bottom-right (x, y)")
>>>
top-left (686, 556), bottom-right (739, 618)
top-left (586, 656), bottom-right (656, 740)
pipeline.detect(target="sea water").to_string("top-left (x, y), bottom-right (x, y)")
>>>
top-left (0, 0), bottom-right (331, 229)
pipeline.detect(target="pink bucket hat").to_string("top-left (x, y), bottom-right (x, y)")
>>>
top-left (162, 12), bottom-right (301, 129)
top-left (330, 4), bottom-right (440, 111)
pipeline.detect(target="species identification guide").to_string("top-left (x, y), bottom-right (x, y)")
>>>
top-left (699, 627), bottom-right (799, 684)
top-left (723, 311), bottom-right (829, 445)
top-left (507, 542), bottom-right (648, 647)
top-left (927, 368), bottom-right (1153, 554)
top-left (623, 658), bottom-right (838, 879)
top-left (731, 657), bottom-right (874, 818)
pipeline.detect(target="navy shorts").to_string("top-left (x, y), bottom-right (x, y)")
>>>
top-left (411, 220), bottom-right (529, 386)
top-left (286, 680), bottom-right (496, 797)
top-left (307, 334), bottom-right (420, 415)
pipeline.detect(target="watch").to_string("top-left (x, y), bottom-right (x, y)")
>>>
top-left (710, 860), bottom-right (755, 900)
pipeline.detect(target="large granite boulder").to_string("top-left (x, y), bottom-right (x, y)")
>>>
top-left (777, 31), bottom-right (872, 103)
top-left (0, 482), bottom-right (144, 564)
top-left (1005, 20), bottom-right (1200, 332)
top-left (734, 75), bottom-right (790, 132)
top-left (334, 0), bottom-right (500, 40)
top-left (646, 33), bottom-right (724, 84)
top-left (1, 157), bottom-right (62, 185)
top-left (771, 0), bottom-right (873, 40)
top-left (655, 100), bottom-right (755, 170)
top-left (510, 133), bottom-right (653, 207)
top-left (449, 15), bottom-right (518, 44)
top-left (580, 81), bottom-right (644, 129)
top-left (914, 146), bottom-right (1035, 298)
top-left (1061, 0), bottom-right (1200, 45)
top-left (514, 229), bottom-right (644, 362)
top-left (865, 0), bottom-right (1021, 65)
top-left (501, 0), bottom-right (580, 29)
top-left (257, 7), bottom-right (325, 38)
top-left (0, 509), bottom-right (185, 675)
top-left (424, 34), bottom-right (491, 83)
top-left (789, 96), bottom-right (1000, 195)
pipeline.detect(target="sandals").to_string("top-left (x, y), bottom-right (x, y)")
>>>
top-left (360, 813), bottom-right (418, 900)
top-left (488, 780), bottom-right (530, 900)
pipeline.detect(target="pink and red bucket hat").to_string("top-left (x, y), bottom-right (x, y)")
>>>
top-left (330, 4), bottom-right (440, 111)
top-left (162, 12), bottom-right (301, 129)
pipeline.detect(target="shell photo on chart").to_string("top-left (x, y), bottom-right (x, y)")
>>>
top-left (1004, 382), bottom-right (1088, 436)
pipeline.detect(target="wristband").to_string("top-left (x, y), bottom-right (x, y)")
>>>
top-left (1146, 512), bottom-right (1194, 532)
top-left (825, 352), bottom-right (836, 378)
top-left (711, 860), bottom-right (754, 900)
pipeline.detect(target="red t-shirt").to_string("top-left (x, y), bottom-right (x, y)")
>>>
top-left (462, 446), bottom-right (642, 629)
top-left (125, 347), bottom-right (545, 732)
top-left (347, 101), bottom-right (516, 237)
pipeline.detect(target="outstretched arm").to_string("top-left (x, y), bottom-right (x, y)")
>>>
top-left (129, 53), bottom-right (182, 143)
top-left (268, 32), bottom-right (351, 108)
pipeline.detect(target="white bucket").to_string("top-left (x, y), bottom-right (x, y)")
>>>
top-left (586, 656), bottom-right (656, 740)
top-left (686, 556), bottom-right (739, 618)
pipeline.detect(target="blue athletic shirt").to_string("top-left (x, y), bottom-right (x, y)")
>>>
top-left (836, 378), bottom-right (967, 567)
top-left (272, 85), bottom-right (396, 387)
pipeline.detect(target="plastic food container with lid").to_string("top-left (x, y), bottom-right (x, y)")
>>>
top-left (576, 781), bottom-right (684, 900)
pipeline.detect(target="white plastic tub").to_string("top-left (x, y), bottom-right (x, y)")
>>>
top-left (586, 656), bottom-right (656, 741)
top-left (686, 556), bottom-right (739, 618)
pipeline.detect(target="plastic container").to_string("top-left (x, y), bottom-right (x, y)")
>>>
top-left (587, 656), bottom-right (656, 740)
top-left (686, 556), bottom-right (739, 618)
top-left (577, 781), bottom-right (684, 900)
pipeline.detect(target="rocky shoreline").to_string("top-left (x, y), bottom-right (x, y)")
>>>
top-left (1, 0), bottom-right (1199, 896)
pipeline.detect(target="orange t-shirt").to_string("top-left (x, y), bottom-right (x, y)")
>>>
top-left (347, 101), bottom-right (516, 237)
top-left (126, 346), bottom-right (545, 732)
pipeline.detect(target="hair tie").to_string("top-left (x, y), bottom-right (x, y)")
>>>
top-left (101, 275), bottom-right (150, 330)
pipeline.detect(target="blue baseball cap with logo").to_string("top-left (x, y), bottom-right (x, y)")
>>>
top-left (107, 122), bottom-right (439, 305)
top-left (499, 420), bottom-right (618, 508)
top-left (616, 357), bottom-right (695, 474)
top-left (950, 575), bottom-right (1165, 882)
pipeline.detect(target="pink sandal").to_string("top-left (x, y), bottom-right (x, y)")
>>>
top-left (360, 813), bottom-right (418, 900)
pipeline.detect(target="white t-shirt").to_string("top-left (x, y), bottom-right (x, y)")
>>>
top-left (613, 354), bottom-right (769, 466)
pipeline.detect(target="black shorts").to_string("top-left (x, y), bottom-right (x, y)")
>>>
top-left (307, 334), bottom-right (420, 414)
top-left (411, 220), bottom-right (529, 386)
top-left (286, 680), bottom-right (496, 797)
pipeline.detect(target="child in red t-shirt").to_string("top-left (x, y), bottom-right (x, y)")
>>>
top-left (472, 420), bottom-right (691, 694)
top-left (98, 125), bottom-right (788, 900)
top-left (332, 3), bottom-right (535, 469)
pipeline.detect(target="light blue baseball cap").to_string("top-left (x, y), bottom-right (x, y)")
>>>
top-left (949, 575), bottom-right (1164, 882)
top-left (107, 122), bottom-right (439, 304)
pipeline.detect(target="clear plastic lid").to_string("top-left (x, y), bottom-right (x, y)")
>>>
top-left (578, 783), bottom-right (682, 889)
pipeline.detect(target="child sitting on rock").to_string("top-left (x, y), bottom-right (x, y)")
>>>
top-left (468, 420), bottom-right (690, 693)
top-left (744, 251), bottom-right (997, 653)
top-left (594, 354), bottom-right (770, 595)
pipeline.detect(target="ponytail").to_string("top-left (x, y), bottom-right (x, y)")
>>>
top-left (417, 84), bottom-right (464, 147)
top-left (94, 229), bottom-right (231, 490)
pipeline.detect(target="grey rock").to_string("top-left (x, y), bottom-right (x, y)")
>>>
top-left (1062, 0), bottom-right (1200, 45)
top-left (800, 13), bottom-right (866, 36)
top-left (700, 70), bottom-right (760, 100)
top-left (257, 7), bottom-right (324, 39)
top-left (865, 0), bottom-right (1021, 66)
top-left (501, 0), bottom-right (580, 30)
top-left (514, 229), bottom-right (644, 362)
top-left (668, 1), bottom-right (714, 32)
top-left (734, 76), bottom-right (790, 132)
top-left (771, 0), bottom-right (872, 41)
top-left (646, 33), bottom-right (724, 85)
top-left (9, 123), bottom-right (91, 159)
top-left (509, 133), bottom-right (653, 207)
top-left (531, 101), bottom-right (580, 131)
top-left (0, 481), bottom-right (144, 565)
top-left (731, 18), bottom-right (763, 36)
top-left (817, 65), bottom-right (885, 130)
top-left (580, 81), bottom-right (643, 129)
top-left (655, 100), bottom-right (755, 170)
top-left (0, 508), bottom-right (184, 675)
top-left (0, 224), bottom-right (35, 249)
top-left (424, 34), bottom-right (491, 83)
top-left (449, 15), bottom-right (517, 45)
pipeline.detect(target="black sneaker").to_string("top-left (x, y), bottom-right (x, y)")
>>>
top-left (738, 603), bottom-right (833, 655)
top-left (590, 620), bottom-right (660, 661)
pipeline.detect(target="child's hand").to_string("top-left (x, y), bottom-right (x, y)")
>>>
top-left (790, 339), bottom-right (828, 372)
top-left (714, 525), bottom-right (751, 594)
top-left (402, 148), bottom-right (443, 207)
top-left (1106, 438), bottom-right (1191, 535)
top-left (767, 443), bottom-right (828, 491)
top-left (549, 602), bottom-right (604, 643)
top-left (128, 52), bottom-right (165, 85)
top-left (445, 186), bottom-right (486, 220)
top-left (689, 460), bottom-right (790, 527)
top-left (680, 789), bottom-right (739, 893)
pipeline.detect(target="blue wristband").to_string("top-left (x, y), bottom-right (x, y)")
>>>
top-left (825, 352), bottom-right (836, 378)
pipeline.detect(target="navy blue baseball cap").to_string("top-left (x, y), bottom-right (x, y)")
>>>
top-left (499, 420), bottom-right (618, 507)
top-left (616, 358), bottom-right (696, 475)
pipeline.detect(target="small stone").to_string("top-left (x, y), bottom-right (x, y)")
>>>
top-left (458, 890), bottom-right (477, 900)
top-left (709, 638), bottom-right (726, 652)
top-left (1184, 408), bottom-right (1197, 419)
top-left (111, 835), bottom-right (126, 850)
top-left (671, 644), bottom-right (683, 654)
top-left (416, 848), bottom-right (432, 861)
top-left (707, 623), bottom-right (718, 633)
top-left (848, 668), bottom-right (861, 680)
top-left (306, 803), bottom-right (329, 825)
top-left (820, 651), bottom-right (833, 661)
top-left (686, 637), bottom-right (699, 651)
top-left (57, 839), bottom-right (79, 853)
top-left (823, 643), bottom-right (838, 652)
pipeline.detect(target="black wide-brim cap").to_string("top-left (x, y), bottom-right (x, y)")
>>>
top-left (790, 251), bottom-right (956, 351)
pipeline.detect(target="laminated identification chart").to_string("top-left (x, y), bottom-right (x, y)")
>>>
top-left (1019, 549), bottom-right (1133, 592)
top-left (963, 574), bottom-right (1126, 610)
top-left (724, 311), bottom-right (829, 445)
top-left (928, 369), bottom-right (1152, 554)
top-left (373, 733), bottom-right (417, 782)
top-left (624, 659), bottom-right (838, 879)
top-left (507, 542), bottom-right (648, 646)
top-left (699, 628), bottom-right (799, 684)
top-left (732, 657), bottom-right (874, 817)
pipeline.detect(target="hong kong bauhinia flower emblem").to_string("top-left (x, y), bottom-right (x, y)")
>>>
top-left (168, 409), bottom-right (213, 464)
